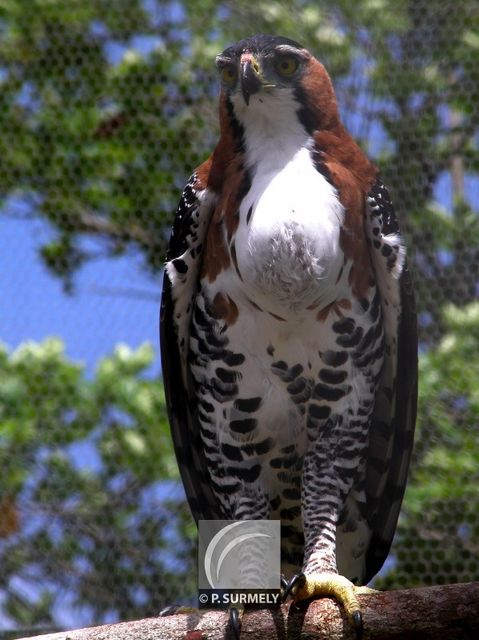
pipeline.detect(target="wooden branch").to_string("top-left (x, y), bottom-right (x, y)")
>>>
top-left (15, 582), bottom-right (479, 640)
top-left (76, 210), bottom-right (155, 248)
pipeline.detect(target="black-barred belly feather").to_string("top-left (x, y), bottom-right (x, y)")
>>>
top-left (189, 272), bottom-right (385, 580)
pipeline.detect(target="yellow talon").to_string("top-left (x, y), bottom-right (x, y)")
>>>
top-left (293, 572), bottom-right (359, 607)
top-left (290, 573), bottom-right (363, 639)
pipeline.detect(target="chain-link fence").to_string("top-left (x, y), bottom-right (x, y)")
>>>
top-left (0, 0), bottom-right (478, 635)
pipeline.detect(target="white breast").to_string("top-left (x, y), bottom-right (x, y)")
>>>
top-left (234, 144), bottom-right (345, 313)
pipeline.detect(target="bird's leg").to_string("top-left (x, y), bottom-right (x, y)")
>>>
top-left (227, 529), bottom-right (266, 640)
top-left (226, 491), bottom-right (273, 639)
top-left (287, 414), bottom-right (369, 639)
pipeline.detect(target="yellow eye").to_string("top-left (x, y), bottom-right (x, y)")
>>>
top-left (276, 56), bottom-right (299, 77)
top-left (221, 65), bottom-right (237, 84)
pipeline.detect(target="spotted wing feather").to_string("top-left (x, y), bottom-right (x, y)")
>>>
top-left (160, 172), bottom-right (221, 523)
top-left (363, 178), bottom-right (418, 581)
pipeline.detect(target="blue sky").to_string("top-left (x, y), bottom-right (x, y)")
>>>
top-left (0, 26), bottom-right (170, 378)
top-left (0, 214), bottom-right (162, 377)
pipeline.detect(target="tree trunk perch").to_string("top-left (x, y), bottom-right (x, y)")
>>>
top-left (15, 582), bottom-right (479, 640)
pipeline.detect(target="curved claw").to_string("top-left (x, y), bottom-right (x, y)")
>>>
top-left (282, 572), bottom-right (306, 602)
top-left (229, 607), bottom-right (242, 640)
top-left (289, 572), bottom-right (364, 640)
top-left (352, 610), bottom-right (363, 640)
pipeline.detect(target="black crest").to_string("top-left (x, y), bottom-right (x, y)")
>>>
top-left (220, 34), bottom-right (304, 59)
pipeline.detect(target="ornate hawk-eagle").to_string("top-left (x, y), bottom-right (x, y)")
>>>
top-left (160, 34), bottom-right (417, 634)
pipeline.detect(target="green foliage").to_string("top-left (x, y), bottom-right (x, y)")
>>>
top-left (377, 303), bottom-right (479, 589)
top-left (0, 0), bottom-right (218, 283)
top-left (359, 0), bottom-right (479, 342)
top-left (0, 340), bottom-right (195, 628)
top-left (0, 0), bottom-right (478, 630)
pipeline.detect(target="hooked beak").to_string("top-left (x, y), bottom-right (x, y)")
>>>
top-left (241, 55), bottom-right (262, 105)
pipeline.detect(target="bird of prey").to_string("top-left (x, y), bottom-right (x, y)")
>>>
top-left (160, 33), bottom-right (417, 636)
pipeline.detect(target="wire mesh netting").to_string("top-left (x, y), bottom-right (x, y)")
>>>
top-left (0, 0), bottom-right (478, 635)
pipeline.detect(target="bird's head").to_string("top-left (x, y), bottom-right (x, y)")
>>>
top-left (215, 34), bottom-right (339, 136)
